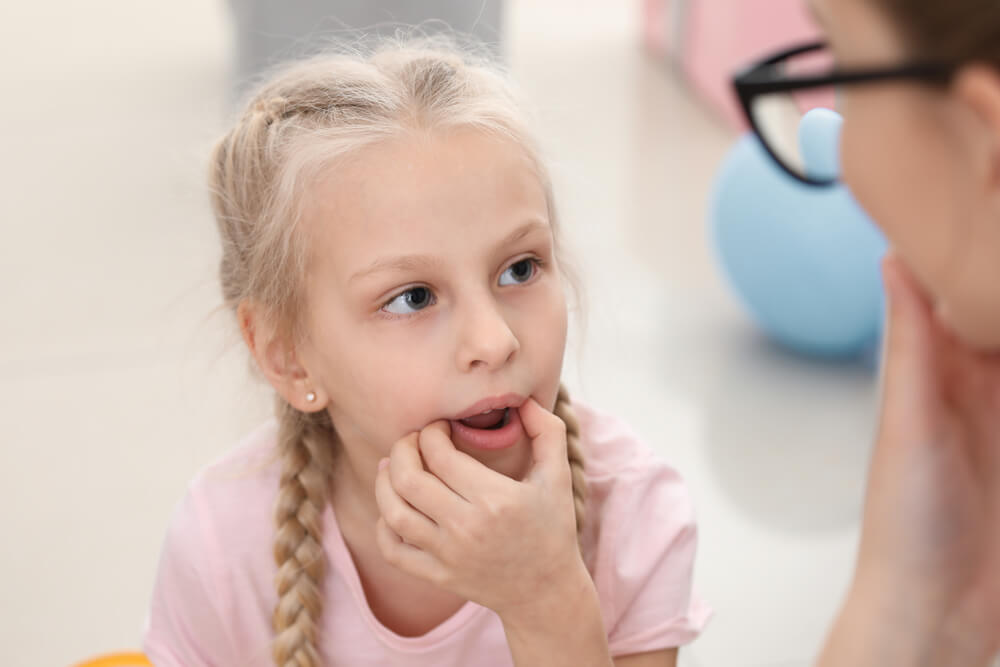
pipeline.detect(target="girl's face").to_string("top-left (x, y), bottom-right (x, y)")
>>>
top-left (818, 0), bottom-right (1000, 349)
top-left (296, 128), bottom-right (568, 480)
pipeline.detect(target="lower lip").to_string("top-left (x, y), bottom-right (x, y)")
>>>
top-left (449, 409), bottom-right (523, 451)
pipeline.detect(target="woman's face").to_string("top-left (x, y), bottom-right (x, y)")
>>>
top-left (816, 0), bottom-right (1000, 349)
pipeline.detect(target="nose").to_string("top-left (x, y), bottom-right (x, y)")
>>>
top-left (455, 291), bottom-right (520, 372)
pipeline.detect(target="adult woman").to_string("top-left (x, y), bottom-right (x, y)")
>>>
top-left (734, 1), bottom-right (1000, 664)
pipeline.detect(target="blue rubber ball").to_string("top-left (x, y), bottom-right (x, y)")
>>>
top-left (709, 108), bottom-right (888, 359)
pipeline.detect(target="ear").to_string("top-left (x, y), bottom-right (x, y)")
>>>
top-left (237, 300), bottom-right (328, 413)
top-left (953, 64), bottom-right (1000, 192)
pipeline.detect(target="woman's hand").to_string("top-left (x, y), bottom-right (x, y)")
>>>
top-left (820, 254), bottom-right (1000, 666)
top-left (373, 397), bottom-right (588, 622)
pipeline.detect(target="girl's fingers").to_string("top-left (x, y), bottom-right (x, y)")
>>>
top-left (375, 517), bottom-right (448, 586)
top-left (418, 421), bottom-right (503, 501)
top-left (375, 458), bottom-right (439, 551)
top-left (388, 433), bottom-right (464, 522)
top-left (518, 397), bottom-right (569, 484)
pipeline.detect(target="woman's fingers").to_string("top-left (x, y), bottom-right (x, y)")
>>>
top-left (878, 254), bottom-right (943, 440)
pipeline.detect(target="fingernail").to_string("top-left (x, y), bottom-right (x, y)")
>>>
top-left (378, 458), bottom-right (389, 471)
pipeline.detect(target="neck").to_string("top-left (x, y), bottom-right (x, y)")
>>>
top-left (328, 430), bottom-right (383, 542)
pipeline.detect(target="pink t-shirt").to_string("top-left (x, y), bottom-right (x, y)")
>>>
top-left (143, 401), bottom-right (712, 665)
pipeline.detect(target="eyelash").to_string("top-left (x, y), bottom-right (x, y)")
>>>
top-left (499, 256), bottom-right (544, 287)
top-left (377, 255), bottom-right (545, 319)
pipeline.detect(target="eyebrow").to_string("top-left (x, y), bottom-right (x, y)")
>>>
top-left (348, 219), bottom-right (550, 285)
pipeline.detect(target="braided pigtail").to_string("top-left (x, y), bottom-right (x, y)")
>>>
top-left (553, 384), bottom-right (587, 541)
top-left (271, 398), bottom-right (336, 667)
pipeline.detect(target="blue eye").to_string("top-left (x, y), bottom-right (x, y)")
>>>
top-left (383, 286), bottom-right (435, 315)
top-left (499, 258), bottom-right (538, 286)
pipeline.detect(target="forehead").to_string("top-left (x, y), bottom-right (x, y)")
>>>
top-left (302, 128), bottom-right (552, 272)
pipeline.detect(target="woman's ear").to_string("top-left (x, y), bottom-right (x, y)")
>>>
top-left (953, 64), bottom-right (1000, 192)
top-left (237, 301), bottom-right (328, 412)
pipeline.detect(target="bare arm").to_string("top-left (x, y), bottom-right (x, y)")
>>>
top-left (817, 260), bottom-right (1000, 667)
top-left (501, 561), bottom-right (682, 667)
top-left (817, 579), bottom-right (995, 667)
top-left (500, 560), bottom-right (614, 667)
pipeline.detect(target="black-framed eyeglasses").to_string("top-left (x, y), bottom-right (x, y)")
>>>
top-left (732, 41), bottom-right (959, 187)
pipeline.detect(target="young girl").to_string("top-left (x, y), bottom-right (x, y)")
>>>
top-left (143, 39), bottom-right (711, 667)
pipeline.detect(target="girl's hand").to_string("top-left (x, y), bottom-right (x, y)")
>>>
top-left (373, 397), bottom-right (588, 622)
top-left (820, 254), bottom-right (1000, 666)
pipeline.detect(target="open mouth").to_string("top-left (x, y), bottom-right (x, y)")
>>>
top-left (458, 407), bottom-right (510, 431)
top-left (450, 403), bottom-right (522, 451)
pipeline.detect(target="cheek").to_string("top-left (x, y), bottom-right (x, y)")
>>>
top-left (518, 279), bottom-right (569, 390)
top-left (840, 96), bottom-right (908, 232)
top-left (314, 313), bottom-right (442, 442)
top-left (358, 330), bottom-right (445, 422)
top-left (840, 92), bottom-right (969, 293)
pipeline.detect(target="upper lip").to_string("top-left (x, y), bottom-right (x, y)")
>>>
top-left (452, 393), bottom-right (526, 421)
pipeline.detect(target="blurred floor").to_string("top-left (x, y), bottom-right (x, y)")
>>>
top-left (0, 1), bottom-right (876, 666)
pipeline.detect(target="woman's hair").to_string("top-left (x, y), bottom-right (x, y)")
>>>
top-left (208, 37), bottom-right (587, 667)
top-left (872, 0), bottom-right (1000, 65)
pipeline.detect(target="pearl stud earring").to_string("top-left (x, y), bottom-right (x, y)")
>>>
top-left (306, 391), bottom-right (317, 403)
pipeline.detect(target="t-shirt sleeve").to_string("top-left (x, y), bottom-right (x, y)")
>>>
top-left (597, 461), bottom-right (713, 657)
top-left (142, 485), bottom-right (237, 667)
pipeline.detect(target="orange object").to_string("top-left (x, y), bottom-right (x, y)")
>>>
top-left (72, 653), bottom-right (151, 667)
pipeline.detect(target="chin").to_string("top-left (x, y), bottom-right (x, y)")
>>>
top-left (937, 302), bottom-right (1000, 352)
top-left (955, 320), bottom-right (1000, 352)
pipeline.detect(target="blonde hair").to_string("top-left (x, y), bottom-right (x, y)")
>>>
top-left (209, 37), bottom-right (587, 666)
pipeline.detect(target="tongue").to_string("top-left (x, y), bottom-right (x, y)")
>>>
top-left (460, 409), bottom-right (506, 430)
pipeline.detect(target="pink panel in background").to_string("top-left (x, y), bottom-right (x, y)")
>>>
top-left (642, 0), bottom-right (672, 56)
top-left (643, 0), bottom-right (821, 130)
